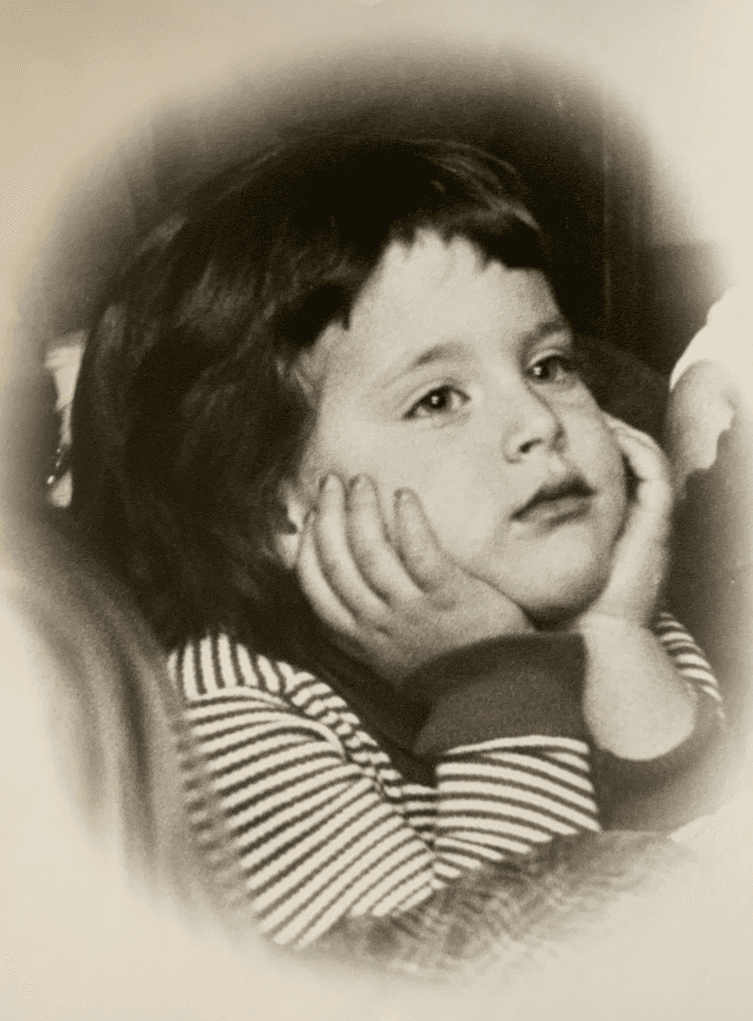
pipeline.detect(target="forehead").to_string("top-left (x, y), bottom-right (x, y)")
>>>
top-left (295, 231), bottom-right (561, 396)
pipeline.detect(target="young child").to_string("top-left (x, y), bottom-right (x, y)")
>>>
top-left (70, 136), bottom-right (722, 951)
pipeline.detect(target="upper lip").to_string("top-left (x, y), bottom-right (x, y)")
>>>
top-left (512, 473), bottom-right (594, 520)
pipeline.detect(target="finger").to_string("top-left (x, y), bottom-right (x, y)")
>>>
top-left (295, 510), bottom-right (361, 640)
top-left (604, 412), bottom-right (650, 436)
top-left (604, 416), bottom-right (661, 461)
top-left (393, 488), bottom-right (458, 594)
top-left (312, 475), bottom-right (388, 620)
top-left (612, 428), bottom-right (673, 529)
top-left (612, 426), bottom-right (669, 486)
top-left (605, 415), bottom-right (669, 485)
top-left (603, 412), bottom-right (628, 431)
top-left (345, 476), bottom-right (422, 604)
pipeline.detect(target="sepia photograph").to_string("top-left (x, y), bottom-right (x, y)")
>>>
top-left (2, 2), bottom-right (752, 1019)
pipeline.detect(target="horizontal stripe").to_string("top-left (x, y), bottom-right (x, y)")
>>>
top-left (171, 611), bottom-right (720, 947)
top-left (437, 761), bottom-right (597, 809)
top-left (250, 802), bottom-right (398, 913)
top-left (546, 751), bottom-right (592, 771)
top-left (444, 734), bottom-right (591, 756)
top-left (272, 832), bottom-right (433, 945)
top-left (437, 836), bottom-right (521, 860)
top-left (234, 781), bottom-right (382, 877)
top-left (439, 812), bottom-right (582, 843)
top-left (437, 789), bottom-right (598, 831)
top-left (256, 811), bottom-right (411, 926)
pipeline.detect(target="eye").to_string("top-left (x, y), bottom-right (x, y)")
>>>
top-left (528, 352), bottom-right (580, 385)
top-left (406, 385), bottom-right (469, 419)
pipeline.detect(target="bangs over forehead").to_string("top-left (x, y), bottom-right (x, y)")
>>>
top-left (71, 135), bottom-right (550, 652)
top-left (183, 136), bottom-right (549, 359)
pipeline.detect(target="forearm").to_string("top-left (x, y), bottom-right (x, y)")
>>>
top-left (579, 616), bottom-right (697, 759)
top-left (172, 633), bottom-right (595, 948)
top-left (408, 634), bottom-right (601, 860)
top-left (409, 618), bottom-right (723, 835)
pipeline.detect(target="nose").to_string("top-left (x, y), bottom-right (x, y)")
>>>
top-left (501, 384), bottom-right (564, 463)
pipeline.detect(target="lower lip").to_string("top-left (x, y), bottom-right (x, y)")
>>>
top-left (515, 495), bottom-right (592, 528)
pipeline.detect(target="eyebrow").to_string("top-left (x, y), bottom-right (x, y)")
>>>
top-left (378, 316), bottom-right (572, 388)
top-left (518, 315), bottom-right (573, 354)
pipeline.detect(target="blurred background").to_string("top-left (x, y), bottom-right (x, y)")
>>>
top-left (4, 0), bottom-right (750, 376)
top-left (2, 4), bottom-right (752, 1020)
top-left (3, 0), bottom-right (751, 356)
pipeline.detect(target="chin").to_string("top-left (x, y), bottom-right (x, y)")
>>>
top-left (516, 565), bottom-right (610, 630)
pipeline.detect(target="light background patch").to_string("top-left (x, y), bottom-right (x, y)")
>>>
top-left (2, 3), bottom-right (752, 1020)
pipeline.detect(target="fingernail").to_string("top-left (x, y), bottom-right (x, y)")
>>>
top-left (319, 473), bottom-right (338, 495)
top-left (349, 474), bottom-right (370, 495)
top-left (394, 487), bottom-right (416, 511)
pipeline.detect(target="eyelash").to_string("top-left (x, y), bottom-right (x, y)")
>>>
top-left (406, 385), bottom-right (469, 420)
top-left (528, 352), bottom-right (581, 385)
top-left (405, 353), bottom-right (580, 420)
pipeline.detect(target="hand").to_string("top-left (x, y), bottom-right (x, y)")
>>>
top-left (295, 474), bottom-right (533, 682)
top-left (579, 416), bottom-right (673, 630)
top-left (573, 419), bottom-right (696, 756)
top-left (665, 360), bottom-right (742, 498)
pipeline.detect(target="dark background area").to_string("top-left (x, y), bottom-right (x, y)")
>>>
top-left (19, 46), bottom-right (726, 376)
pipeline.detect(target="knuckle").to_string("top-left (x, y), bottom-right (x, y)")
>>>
top-left (356, 543), bottom-right (384, 576)
top-left (428, 589), bottom-right (456, 611)
top-left (352, 602), bottom-right (389, 632)
top-left (414, 552), bottom-right (449, 587)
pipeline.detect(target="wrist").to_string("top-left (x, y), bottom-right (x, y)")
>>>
top-left (397, 612), bottom-right (536, 680)
top-left (575, 607), bottom-right (655, 635)
top-left (579, 551), bottom-right (668, 632)
top-left (404, 632), bottom-right (588, 755)
top-left (578, 616), bottom-right (698, 760)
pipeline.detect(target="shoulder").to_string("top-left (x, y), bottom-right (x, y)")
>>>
top-left (167, 632), bottom-right (322, 703)
top-left (167, 632), bottom-right (372, 735)
top-left (652, 611), bottom-right (722, 710)
top-left (167, 632), bottom-right (402, 782)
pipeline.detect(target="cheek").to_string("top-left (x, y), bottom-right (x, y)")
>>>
top-left (594, 426), bottom-right (629, 525)
top-left (564, 397), bottom-right (624, 481)
top-left (303, 426), bottom-right (492, 555)
top-left (383, 450), bottom-right (486, 549)
top-left (296, 415), bottom-right (370, 497)
top-left (401, 455), bottom-right (504, 564)
top-left (296, 420), bottom-right (434, 519)
top-left (570, 418), bottom-right (630, 566)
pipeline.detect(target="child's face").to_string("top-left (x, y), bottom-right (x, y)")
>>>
top-left (289, 231), bottom-right (628, 620)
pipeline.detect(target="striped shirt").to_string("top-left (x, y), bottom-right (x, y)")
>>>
top-left (169, 612), bottom-right (721, 949)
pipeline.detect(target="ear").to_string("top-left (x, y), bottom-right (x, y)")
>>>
top-left (270, 479), bottom-right (309, 570)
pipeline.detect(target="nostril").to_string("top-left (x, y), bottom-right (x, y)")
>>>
top-left (504, 399), bottom-right (565, 462)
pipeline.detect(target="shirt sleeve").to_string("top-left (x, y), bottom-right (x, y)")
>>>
top-left (169, 633), bottom-right (598, 949)
top-left (170, 615), bottom-right (722, 950)
top-left (407, 614), bottom-right (725, 834)
top-left (590, 612), bottom-right (728, 831)
top-left (405, 632), bottom-right (601, 871)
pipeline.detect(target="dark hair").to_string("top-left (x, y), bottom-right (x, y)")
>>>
top-left (70, 135), bottom-right (550, 655)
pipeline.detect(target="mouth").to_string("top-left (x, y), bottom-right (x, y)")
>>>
top-left (512, 474), bottom-right (595, 526)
